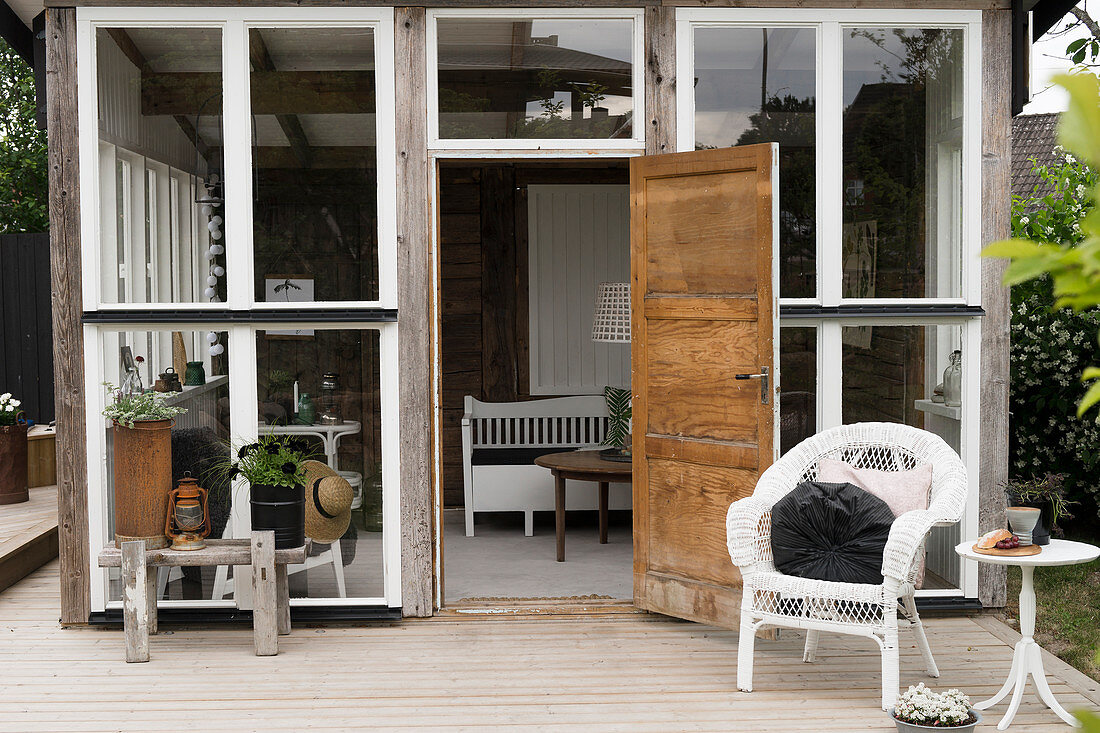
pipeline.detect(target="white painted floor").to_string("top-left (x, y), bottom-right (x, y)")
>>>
top-left (443, 507), bottom-right (633, 603)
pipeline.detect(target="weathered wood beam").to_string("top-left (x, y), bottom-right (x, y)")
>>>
top-left (395, 7), bottom-right (433, 617)
top-left (46, 6), bottom-right (90, 625)
top-left (142, 71), bottom-right (376, 116)
top-left (979, 8), bottom-right (1011, 609)
top-left (104, 28), bottom-right (207, 152)
top-left (644, 5), bottom-right (677, 155)
top-left (248, 30), bottom-right (311, 168)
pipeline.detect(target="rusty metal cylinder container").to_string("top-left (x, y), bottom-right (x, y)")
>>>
top-left (112, 419), bottom-right (173, 549)
top-left (0, 423), bottom-right (29, 505)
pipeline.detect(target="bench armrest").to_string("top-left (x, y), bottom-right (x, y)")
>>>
top-left (726, 496), bottom-right (773, 578)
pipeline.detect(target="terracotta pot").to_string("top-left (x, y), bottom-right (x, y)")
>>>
top-left (0, 422), bottom-right (29, 505)
top-left (112, 419), bottom-right (174, 549)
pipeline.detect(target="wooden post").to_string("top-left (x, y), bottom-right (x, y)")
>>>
top-left (46, 7), bottom-right (90, 626)
top-left (644, 6), bottom-right (677, 156)
top-left (276, 564), bottom-right (291, 635)
top-left (121, 541), bottom-right (149, 663)
top-left (251, 531), bottom-right (278, 656)
top-left (395, 7), bottom-right (434, 618)
top-left (979, 8), bottom-right (1012, 609)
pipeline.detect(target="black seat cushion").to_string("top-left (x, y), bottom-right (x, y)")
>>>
top-left (770, 481), bottom-right (895, 585)
top-left (470, 447), bottom-right (577, 466)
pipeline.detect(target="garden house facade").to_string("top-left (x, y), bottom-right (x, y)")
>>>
top-left (23, 0), bottom-right (1024, 625)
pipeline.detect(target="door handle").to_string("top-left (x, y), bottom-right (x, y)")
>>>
top-left (734, 366), bottom-right (770, 404)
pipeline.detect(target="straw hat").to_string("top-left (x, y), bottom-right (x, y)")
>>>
top-left (300, 460), bottom-right (353, 544)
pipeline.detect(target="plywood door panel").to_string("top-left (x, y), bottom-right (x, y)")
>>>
top-left (631, 144), bottom-right (777, 629)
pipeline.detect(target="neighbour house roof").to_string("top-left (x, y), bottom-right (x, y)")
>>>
top-left (1012, 112), bottom-right (1061, 200)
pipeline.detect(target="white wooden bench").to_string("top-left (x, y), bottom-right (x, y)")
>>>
top-left (461, 395), bottom-right (632, 537)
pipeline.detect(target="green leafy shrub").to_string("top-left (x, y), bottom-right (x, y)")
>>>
top-left (101, 383), bottom-right (187, 427)
top-left (1006, 127), bottom-right (1100, 522)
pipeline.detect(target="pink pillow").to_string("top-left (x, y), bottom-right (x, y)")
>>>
top-left (816, 457), bottom-right (933, 588)
top-left (817, 457), bottom-right (932, 517)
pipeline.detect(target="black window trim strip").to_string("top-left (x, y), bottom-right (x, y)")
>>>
top-left (82, 308), bottom-right (398, 324)
top-left (779, 304), bottom-right (985, 319)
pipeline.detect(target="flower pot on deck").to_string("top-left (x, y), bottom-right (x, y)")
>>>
top-left (250, 483), bottom-right (305, 549)
top-left (112, 419), bottom-right (174, 549)
top-left (0, 422), bottom-right (29, 505)
top-left (891, 709), bottom-right (981, 733)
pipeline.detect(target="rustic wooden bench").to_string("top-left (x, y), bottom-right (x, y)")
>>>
top-left (97, 531), bottom-right (309, 662)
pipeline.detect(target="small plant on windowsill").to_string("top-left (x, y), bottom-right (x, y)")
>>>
top-left (891, 684), bottom-right (980, 731)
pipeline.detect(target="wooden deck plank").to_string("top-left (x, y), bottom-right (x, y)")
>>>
top-left (0, 560), bottom-right (1096, 732)
top-left (0, 485), bottom-right (58, 593)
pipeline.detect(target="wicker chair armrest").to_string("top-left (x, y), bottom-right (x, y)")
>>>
top-left (726, 496), bottom-right (773, 575)
top-left (880, 509), bottom-right (942, 584)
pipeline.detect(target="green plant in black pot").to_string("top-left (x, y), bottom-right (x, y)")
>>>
top-left (1004, 473), bottom-right (1076, 546)
top-left (219, 434), bottom-right (316, 549)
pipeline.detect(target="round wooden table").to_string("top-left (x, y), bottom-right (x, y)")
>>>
top-left (534, 450), bottom-right (632, 562)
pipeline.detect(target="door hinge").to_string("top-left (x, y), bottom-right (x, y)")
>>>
top-left (735, 366), bottom-right (769, 404)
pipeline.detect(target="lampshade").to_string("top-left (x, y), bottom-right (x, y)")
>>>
top-left (591, 282), bottom-right (631, 343)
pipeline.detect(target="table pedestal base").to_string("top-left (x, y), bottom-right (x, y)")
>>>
top-left (975, 564), bottom-right (1081, 729)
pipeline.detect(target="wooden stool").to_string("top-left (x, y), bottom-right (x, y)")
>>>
top-left (97, 531), bottom-right (309, 662)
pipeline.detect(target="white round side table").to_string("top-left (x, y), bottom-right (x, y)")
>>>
top-left (955, 539), bottom-right (1100, 730)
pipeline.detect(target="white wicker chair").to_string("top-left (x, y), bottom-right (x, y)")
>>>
top-left (726, 422), bottom-right (969, 711)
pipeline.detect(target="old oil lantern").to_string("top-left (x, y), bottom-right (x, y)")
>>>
top-left (165, 471), bottom-right (211, 550)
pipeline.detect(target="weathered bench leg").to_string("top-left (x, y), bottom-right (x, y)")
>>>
top-left (252, 530), bottom-right (278, 656)
top-left (121, 540), bottom-right (149, 663)
top-left (276, 564), bottom-right (291, 635)
top-left (146, 560), bottom-right (158, 636)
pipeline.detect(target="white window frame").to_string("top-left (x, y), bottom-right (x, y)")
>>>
top-left (426, 8), bottom-right (646, 152)
top-left (77, 7), bottom-right (399, 312)
top-left (675, 8), bottom-right (983, 308)
top-left (677, 9), bottom-right (983, 600)
top-left (77, 7), bottom-right (404, 613)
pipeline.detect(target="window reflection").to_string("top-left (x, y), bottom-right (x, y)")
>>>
top-left (437, 18), bottom-right (634, 140)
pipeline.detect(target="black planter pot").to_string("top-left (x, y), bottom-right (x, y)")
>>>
top-left (250, 483), bottom-right (305, 549)
top-left (1019, 500), bottom-right (1052, 546)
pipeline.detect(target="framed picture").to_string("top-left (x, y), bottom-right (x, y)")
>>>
top-left (264, 275), bottom-right (315, 339)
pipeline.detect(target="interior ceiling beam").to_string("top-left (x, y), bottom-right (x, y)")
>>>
top-left (248, 31), bottom-right (311, 169)
top-left (0, 0), bottom-right (33, 64)
top-left (105, 28), bottom-right (207, 153)
top-left (142, 71), bottom-right (376, 116)
top-left (212, 145), bottom-right (376, 170)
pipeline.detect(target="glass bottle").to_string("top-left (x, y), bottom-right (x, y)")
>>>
top-left (296, 393), bottom-right (316, 425)
top-left (943, 350), bottom-right (962, 407)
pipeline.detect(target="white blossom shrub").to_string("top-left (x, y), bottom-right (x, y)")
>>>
top-left (893, 683), bottom-right (973, 726)
top-left (1010, 152), bottom-right (1100, 522)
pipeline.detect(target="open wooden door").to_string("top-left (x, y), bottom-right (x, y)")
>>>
top-left (631, 144), bottom-right (778, 627)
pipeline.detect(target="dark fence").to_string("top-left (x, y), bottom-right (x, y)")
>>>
top-left (0, 233), bottom-right (53, 423)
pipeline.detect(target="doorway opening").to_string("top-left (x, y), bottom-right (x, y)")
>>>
top-left (435, 159), bottom-right (634, 607)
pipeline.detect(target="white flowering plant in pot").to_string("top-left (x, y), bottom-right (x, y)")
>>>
top-left (892, 684), bottom-right (979, 730)
top-left (0, 393), bottom-right (24, 425)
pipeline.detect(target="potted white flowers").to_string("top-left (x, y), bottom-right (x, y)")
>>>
top-left (892, 684), bottom-right (981, 731)
top-left (0, 392), bottom-right (28, 504)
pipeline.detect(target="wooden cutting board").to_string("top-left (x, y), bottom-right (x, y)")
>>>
top-left (972, 543), bottom-right (1041, 557)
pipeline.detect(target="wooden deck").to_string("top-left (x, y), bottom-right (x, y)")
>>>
top-left (0, 485), bottom-right (57, 594)
top-left (1, 560), bottom-right (1098, 732)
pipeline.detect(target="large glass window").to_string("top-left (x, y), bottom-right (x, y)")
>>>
top-left (249, 28), bottom-right (381, 303)
top-left (694, 27), bottom-right (817, 299)
top-left (435, 16), bottom-right (636, 141)
top-left (779, 326), bottom-right (816, 455)
top-left (96, 28), bottom-right (225, 305)
top-left (842, 27), bottom-right (964, 300)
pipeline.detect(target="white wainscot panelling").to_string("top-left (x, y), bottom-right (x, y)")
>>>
top-left (527, 184), bottom-right (630, 396)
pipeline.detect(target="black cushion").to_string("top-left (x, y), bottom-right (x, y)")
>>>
top-left (770, 481), bottom-right (895, 585)
top-left (470, 447), bottom-right (576, 466)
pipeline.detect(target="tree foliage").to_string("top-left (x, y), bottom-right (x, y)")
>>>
top-left (0, 39), bottom-right (48, 233)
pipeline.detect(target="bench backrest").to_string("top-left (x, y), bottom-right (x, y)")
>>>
top-left (463, 395), bottom-right (609, 449)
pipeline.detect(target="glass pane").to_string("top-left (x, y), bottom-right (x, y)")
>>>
top-left (842, 323), bottom-right (964, 589)
top-left (250, 28), bottom-right (380, 303)
top-left (256, 328), bottom-right (385, 600)
top-left (102, 329), bottom-right (232, 603)
top-left (842, 28), bottom-right (965, 299)
top-left (779, 327), bottom-right (816, 455)
top-left (96, 28), bottom-right (226, 305)
top-left (436, 18), bottom-right (634, 140)
top-left (694, 27), bottom-right (817, 298)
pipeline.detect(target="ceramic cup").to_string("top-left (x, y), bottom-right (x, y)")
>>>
top-left (1006, 506), bottom-right (1041, 545)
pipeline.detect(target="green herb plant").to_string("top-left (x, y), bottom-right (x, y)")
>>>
top-left (101, 382), bottom-right (187, 428)
top-left (1003, 473), bottom-right (1077, 532)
